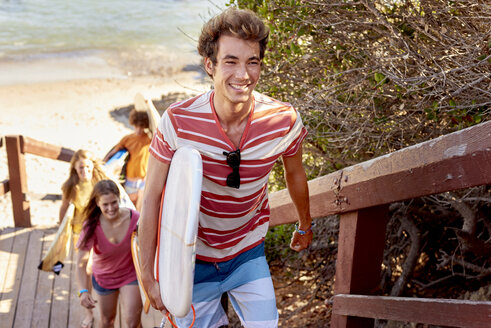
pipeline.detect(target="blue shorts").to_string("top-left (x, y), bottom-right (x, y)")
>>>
top-left (174, 242), bottom-right (278, 328)
top-left (91, 275), bottom-right (138, 296)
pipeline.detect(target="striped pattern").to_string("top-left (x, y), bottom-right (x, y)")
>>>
top-left (175, 243), bottom-right (278, 328)
top-left (150, 90), bottom-right (307, 261)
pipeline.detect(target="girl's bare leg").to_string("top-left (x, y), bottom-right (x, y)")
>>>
top-left (119, 283), bottom-right (143, 328)
top-left (95, 291), bottom-right (119, 328)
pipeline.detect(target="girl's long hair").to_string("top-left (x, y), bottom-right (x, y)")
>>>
top-left (78, 180), bottom-right (120, 249)
top-left (61, 149), bottom-right (109, 201)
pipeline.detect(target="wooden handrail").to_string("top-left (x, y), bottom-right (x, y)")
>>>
top-left (21, 136), bottom-right (75, 162)
top-left (267, 120), bottom-right (491, 328)
top-left (0, 137), bottom-right (6, 196)
top-left (0, 179), bottom-right (9, 196)
top-left (332, 294), bottom-right (490, 328)
top-left (4, 135), bottom-right (74, 227)
top-left (3, 120), bottom-right (491, 327)
top-left (269, 119), bottom-right (491, 226)
top-left (0, 136), bottom-right (5, 196)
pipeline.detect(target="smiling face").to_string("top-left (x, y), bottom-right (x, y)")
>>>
top-left (96, 193), bottom-right (120, 220)
top-left (133, 124), bottom-right (146, 136)
top-left (205, 34), bottom-right (261, 109)
top-left (74, 158), bottom-right (94, 182)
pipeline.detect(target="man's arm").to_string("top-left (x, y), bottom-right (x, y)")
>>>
top-left (138, 155), bottom-right (170, 311)
top-left (103, 144), bottom-right (122, 162)
top-left (282, 147), bottom-right (313, 252)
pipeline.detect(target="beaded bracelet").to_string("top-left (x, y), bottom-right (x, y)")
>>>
top-left (78, 289), bottom-right (89, 297)
top-left (294, 222), bottom-right (315, 235)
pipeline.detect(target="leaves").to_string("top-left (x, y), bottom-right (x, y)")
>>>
top-left (229, 0), bottom-right (490, 180)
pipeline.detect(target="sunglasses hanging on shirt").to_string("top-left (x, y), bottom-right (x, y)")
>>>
top-left (223, 149), bottom-right (240, 189)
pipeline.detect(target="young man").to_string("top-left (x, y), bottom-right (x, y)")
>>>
top-left (139, 7), bottom-right (313, 327)
top-left (104, 109), bottom-right (151, 211)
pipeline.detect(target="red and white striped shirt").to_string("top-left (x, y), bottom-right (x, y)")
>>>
top-left (150, 90), bottom-right (307, 262)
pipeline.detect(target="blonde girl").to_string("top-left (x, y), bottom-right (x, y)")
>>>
top-left (60, 149), bottom-right (109, 235)
top-left (59, 149), bottom-right (110, 327)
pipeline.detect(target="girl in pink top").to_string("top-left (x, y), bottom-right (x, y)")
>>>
top-left (76, 180), bottom-right (142, 328)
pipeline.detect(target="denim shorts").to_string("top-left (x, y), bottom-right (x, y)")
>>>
top-left (175, 242), bottom-right (278, 328)
top-left (91, 275), bottom-right (138, 296)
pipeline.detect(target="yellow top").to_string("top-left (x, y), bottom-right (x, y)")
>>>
top-left (71, 180), bottom-right (93, 234)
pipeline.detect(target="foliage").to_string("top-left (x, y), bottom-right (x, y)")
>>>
top-left (381, 188), bottom-right (491, 298)
top-left (229, 0), bottom-right (490, 180)
top-left (264, 224), bottom-right (297, 262)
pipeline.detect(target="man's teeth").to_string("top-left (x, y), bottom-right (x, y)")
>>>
top-left (231, 84), bottom-right (248, 90)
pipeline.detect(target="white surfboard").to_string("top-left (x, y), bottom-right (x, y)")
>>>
top-left (157, 146), bottom-right (202, 318)
top-left (134, 92), bottom-right (161, 137)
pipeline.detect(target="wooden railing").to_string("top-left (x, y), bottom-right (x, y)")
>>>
top-left (2, 120), bottom-right (491, 326)
top-left (2, 135), bottom-right (74, 227)
top-left (0, 137), bottom-right (9, 196)
top-left (269, 119), bottom-right (491, 328)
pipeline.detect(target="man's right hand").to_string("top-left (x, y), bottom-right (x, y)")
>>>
top-left (147, 279), bottom-right (168, 313)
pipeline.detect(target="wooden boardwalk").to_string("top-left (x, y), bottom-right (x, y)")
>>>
top-left (0, 226), bottom-right (164, 328)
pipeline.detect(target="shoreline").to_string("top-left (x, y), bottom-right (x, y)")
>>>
top-left (0, 47), bottom-right (205, 86)
top-left (0, 56), bottom-right (212, 228)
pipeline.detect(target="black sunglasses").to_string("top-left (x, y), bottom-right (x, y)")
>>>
top-left (223, 149), bottom-right (241, 188)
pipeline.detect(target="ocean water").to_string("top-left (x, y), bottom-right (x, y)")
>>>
top-left (0, 0), bottom-right (229, 83)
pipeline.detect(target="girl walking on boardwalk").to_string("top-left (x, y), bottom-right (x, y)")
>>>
top-left (76, 179), bottom-right (142, 328)
top-left (60, 149), bottom-right (109, 235)
top-left (59, 149), bottom-right (110, 327)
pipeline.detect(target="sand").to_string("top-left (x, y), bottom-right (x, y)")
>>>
top-left (0, 55), bottom-right (212, 228)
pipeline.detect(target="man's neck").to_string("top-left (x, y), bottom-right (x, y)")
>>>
top-left (214, 99), bottom-right (252, 148)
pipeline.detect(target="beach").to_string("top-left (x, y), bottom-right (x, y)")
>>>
top-left (0, 56), bottom-right (212, 229)
top-left (0, 0), bottom-right (226, 227)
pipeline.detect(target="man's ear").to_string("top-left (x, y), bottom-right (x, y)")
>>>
top-left (204, 57), bottom-right (214, 77)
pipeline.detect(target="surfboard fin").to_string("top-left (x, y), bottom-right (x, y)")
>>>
top-left (38, 260), bottom-right (64, 275)
top-left (52, 261), bottom-right (65, 275)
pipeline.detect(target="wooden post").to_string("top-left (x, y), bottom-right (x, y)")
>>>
top-left (5, 135), bottom-right (31, 227)
top-left (331, 205), bottom-right (389, 328)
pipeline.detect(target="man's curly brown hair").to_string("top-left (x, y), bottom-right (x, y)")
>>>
top-left (197, 7), bottom-right (269, 76)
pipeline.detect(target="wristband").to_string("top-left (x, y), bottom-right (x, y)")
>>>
top-left (78, 289), bottom-right (89, 297)
top-left (295, 222), bottom-right (315, 235)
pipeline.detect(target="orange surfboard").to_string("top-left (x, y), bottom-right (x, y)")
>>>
top-left (130, 231), bottom-right (151, 314)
